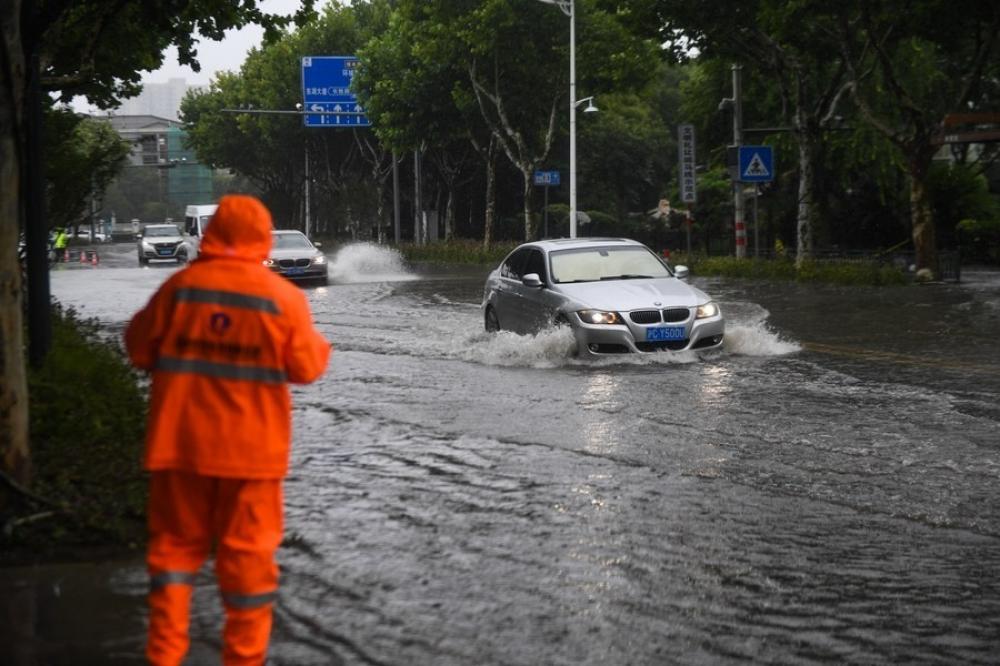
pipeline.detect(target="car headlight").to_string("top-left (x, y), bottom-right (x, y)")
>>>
top-left (263, 258), bottom-right (275, 267)
top-left (578, 310), bottom-right (623, 325)
top-left (141, 241), bottom-right (154, 251)
top-left (696, 302), bottom-right (720, 319)
top-left (312, 255), bottom-right (327, 265)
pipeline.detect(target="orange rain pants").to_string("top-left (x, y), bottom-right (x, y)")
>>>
top-left (146, 470), bottom-right (283, 666)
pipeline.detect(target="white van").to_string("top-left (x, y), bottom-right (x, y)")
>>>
top-left (184, 204), bottom-right (217, 257)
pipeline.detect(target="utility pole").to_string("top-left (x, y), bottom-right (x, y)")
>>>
top-left (303, 141), bottom-right (311, 238)
top-left (392, 151), bottom-right (400, 245)
top-left (731, 64), bottom-right (746, 259)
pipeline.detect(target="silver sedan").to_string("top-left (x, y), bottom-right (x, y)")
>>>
top-left (265, 230), bottom-right (328, 285)
top-left (482, 238), bottom-right (724, 355)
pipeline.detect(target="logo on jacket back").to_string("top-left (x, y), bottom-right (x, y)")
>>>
top-left (210, 312), bottom-right (232, 335)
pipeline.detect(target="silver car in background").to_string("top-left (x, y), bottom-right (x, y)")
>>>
top-left (482, 238), bottom-right (724, 355)
top-left (265, 230), bottom-right (328, 285)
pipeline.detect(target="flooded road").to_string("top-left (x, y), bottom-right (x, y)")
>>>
top-left (3, 243), bottom-right (999, 664)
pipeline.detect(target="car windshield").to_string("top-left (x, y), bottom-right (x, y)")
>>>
top-left (145, 226), bottom-right (181, 237)
top-left (549, 246), bottom-right (671, 283)
top-left (272, 233), bottom-right (314, 250)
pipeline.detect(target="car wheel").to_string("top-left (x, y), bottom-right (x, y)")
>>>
top-left (485, 306), bottom-right (500, 333)
top-left (553, 313), bottom-right (570, 327)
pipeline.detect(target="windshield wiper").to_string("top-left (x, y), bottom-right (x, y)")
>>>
top-left (599, 274), bottom-right (654, 280)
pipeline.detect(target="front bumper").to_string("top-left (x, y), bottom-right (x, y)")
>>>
top-left (140, 242), bottom-right (186, 261)
top-left (269, 263), bottom-right (328, 282)
top-left (570, 310), bottom-right (725, 355)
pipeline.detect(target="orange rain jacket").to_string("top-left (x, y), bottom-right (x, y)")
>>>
top-left (126, 195), bottom-right (330, 479)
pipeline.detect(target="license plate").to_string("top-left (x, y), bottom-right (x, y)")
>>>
top-left (286, 267), bottom-right (304, 275)
top-left (157, 249), bottom-right (173, 256)
top-left (646, 326), bottom-right (685, 342)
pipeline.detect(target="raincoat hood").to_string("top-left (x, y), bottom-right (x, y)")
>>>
top-left (198, 194), bottom-right (273, 263)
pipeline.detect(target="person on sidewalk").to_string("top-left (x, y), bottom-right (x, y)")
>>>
top-left (125, 194), bottom-right (331, 665)
top-left (53, 227), bottom-right (67, 261)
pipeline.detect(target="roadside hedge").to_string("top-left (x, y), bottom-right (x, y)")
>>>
top-left (1, 303), bottom-right (148, 562)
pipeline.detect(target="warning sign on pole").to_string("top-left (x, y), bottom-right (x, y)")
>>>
top-left (737, 146), bottom-right (774, 182)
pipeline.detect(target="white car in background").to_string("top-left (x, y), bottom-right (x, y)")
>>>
top-left (137, 224), bottom-right (189, 266)
top-left (482, 237), bottom-right (725, 355)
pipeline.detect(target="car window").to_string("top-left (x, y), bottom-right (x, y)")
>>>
top-left (549, 246), bottom-right (671, 283)
top-left (524, 249), bottom-right (547, 283)
top-left (500, 248), bottom-right (531, 280)
top-left (272, 233), bottom-right (314, 249)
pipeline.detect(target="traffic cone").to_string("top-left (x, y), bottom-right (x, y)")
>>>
top-left (63, 248), bottom-right (70, 262)
top-left (91, 252), bottom-right (99, 266)
top-left (80, 249), bottom-right (88, 263)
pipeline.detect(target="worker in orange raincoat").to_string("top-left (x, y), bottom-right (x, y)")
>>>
top-left (125, 194), bottom-right (330, 665)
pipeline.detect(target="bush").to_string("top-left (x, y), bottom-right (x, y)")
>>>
top-left (398, 239), bottom-right (518, 265)
top-left (2, 303), bottom-right (148, 561)
top-left (674, 254), bottom-right (908, 286)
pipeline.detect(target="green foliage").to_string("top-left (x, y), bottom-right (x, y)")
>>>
top-left (676, 255), bottom-right (908, 285)
top-left (38, 1), bottom-right (318, 108)
top-left (44, 109), bottom-right (131, 231)
top-left (7, 304), bottom-right (149, 557)
top-left (398, 240), bottom-right (517, 265)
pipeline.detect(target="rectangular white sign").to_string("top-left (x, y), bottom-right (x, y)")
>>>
top-left (678, 124), bottom-right (697, 204)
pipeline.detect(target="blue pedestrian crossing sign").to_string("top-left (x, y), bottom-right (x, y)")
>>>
top-left (738, 146), bottom-right (774, 182)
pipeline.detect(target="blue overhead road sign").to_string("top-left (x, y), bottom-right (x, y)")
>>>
top-left (301, 56), bottom-right (371, 127)
top-left (738, 145), bottom-right (773, 182)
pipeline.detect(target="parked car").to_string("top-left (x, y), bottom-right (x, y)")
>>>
top-left (481, 237), bottom-right (725, 355)
top-left (265, 230), bottom-right (328, 285)
top-left (137, 224), bottom-right (189, 265)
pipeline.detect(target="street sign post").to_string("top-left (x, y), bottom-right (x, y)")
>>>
top-left (534, 170), bottom-right (561, 237)
top-left (301, 56), bottom-right (371, 127)
top-left (738, 145), bottom-right (773, 182)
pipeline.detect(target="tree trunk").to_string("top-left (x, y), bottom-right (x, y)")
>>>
top-left (482, 138), bottom-right (496, 250)
top-left (1, 1), bottom-right (32, 490)
top-left (444, 188), bottom-right (454, 241)
top-left (795, 133), bottom-right (815, 266)
top-left (909, 153), bottom-right (938, 279)
top-left (521, 170), bottom-right (535, 242)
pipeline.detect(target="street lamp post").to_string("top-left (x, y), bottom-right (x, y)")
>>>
top-left (537, 0), bottom-right (596, 239)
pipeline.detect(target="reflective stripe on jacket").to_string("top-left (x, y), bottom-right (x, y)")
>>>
top-left (125, 195), bottom-right (330, 479)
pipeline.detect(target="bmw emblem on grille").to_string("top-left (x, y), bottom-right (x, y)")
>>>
top-left (653, 301), bottom-right (662, 306)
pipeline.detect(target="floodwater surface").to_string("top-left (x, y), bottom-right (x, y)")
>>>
top-left (2, 243), bottom-right (999, 665)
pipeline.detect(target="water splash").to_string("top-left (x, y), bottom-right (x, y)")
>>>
top-left (329, 242), bottom-right (417, 283)
top-left (724, 321), bottom-right (800, 356)
top-left (449, 327), bottom-right (579, 368)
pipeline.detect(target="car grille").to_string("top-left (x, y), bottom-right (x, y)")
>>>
top-left (154, 242), bottom-right (179, 251)
top-left (636, 340), bottom-right (689, 352)
top-left (278, 258), bottom-right (311, 268)
top-left (662, 308), bottom-right (690, 322)
top-left (629, 310), bottom-right (661, 324)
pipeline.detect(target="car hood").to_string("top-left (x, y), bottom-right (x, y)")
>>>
top-left (554, 277), bottom-right (710, 311)
top-left (142, 235), bottom-right (185, 243)
top-left (269, 247), bottom-right (320, 259)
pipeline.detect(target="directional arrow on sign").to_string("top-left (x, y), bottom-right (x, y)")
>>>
top-left (310, 104), bottom-right (324, 113)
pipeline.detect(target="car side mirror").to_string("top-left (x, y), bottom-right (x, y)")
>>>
top-left (674, 265), bottom-right (690, 280)
top-left (522, 273), bottom-right (543, 288)
top-left (313, 241), bottom-right (322, 248)
top-left (135, 234), bottom-right (143, 240)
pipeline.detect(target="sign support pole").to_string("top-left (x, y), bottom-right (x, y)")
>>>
top-left (732, 64), bottom-right (746, 259)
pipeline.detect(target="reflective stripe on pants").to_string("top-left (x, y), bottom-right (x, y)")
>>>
top-left (147, 470), bottom-right (283, 666)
